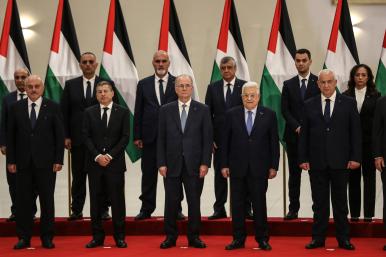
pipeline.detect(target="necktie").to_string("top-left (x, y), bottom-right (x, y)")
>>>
top-left (102, 107), bottom-right (109, 129)
top-left (30, 103), bottom-right (37, 128)
top-left (19, 93), bottom-right (25, 101)
top-left (225, 83), bottom-right (232, 108)
top-left (324, 99), bottom-right (331, 123)
top-left (159, 79), bottom-right (165, 105)
top-left (181, 104), bottom-right (187, 132)
top-left (86, 81), bottom-right (92, 106)
top-left (246, 110), bottom-right (253, 135)
top-left (300, 79), bottom-right (307, 100)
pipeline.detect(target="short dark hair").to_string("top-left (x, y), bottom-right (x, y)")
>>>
top-left (296, 49), bottom-right (311, 59)
top-left (220, 56), bottom-right (236, 67)
top-left (96, 80), bottom-right (113, 91)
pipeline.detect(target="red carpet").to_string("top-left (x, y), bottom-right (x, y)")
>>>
top-left (0, 236), bottom-right (384, 257)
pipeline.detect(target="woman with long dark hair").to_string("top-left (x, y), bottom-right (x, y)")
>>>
top-left (343, 64), bottom-right (381, 222)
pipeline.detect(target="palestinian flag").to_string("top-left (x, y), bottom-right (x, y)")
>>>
top-left (375, 30), bottom-right (386, 96)
top-left (260, 0), bottom-right (297, 143)
top-left (100, 0), bottom-right (140, 162)
top-left (44, 0), bottom-right (81, 103)
top-left (210, 0), bottom-right (250, 83)
top-left (0, 0), bottom-right (30, 109)
top-left (324, 0), bottom-right (359, 91)
top-left (159, 0), bottom-right (199, 100)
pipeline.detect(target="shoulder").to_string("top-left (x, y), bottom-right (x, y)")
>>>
top-left (283, 75), bottom-right (298, 86)
top-left (305, 94), bottom-right (320, 106)
top-left (309, 73), bottom-right (318, 81)
top-left (160, 100), bottom-right (177, 111)
top-left (207, 79), bottom-right (222, 89)
top-left (84, 104), bottom-right (99, 114)
top-left (3, 91), bottom-right (16, 101)
top-left (112, 103), bottom-right (129, 113)
top-left (65, 76), bottom-right (82, 86)
top-left (191, 100), bottom-right (208, 110)
top-left (227, 105), bottom-right (243, 116)
top-left (235, 78), bottom-right (247, 86)
top-left (139, 75), bottom-right (155, 85)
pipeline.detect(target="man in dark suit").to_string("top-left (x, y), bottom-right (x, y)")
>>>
top-left (61, 52), bottom-right (114, 221)
top-left (0, 68), bottom-right (37, 222)
top-left (281, 49), bottom-right (320, 220)
top-left (7, 75), bottom-right (65, 249)
top-left (221, 82), bottom-right (279, 251)
top-left (205, 56), bottom-right (248, 220)
top-left (83, 81), bottom-right (130, 249)
top-left (299, 69), bottom-right (361, 250)
top-left (372, 96), bottom-right (386, 251)
top-left (134, 50), bottom-right (184, 220)
top-left (157, 74), bottom-right (212, 249)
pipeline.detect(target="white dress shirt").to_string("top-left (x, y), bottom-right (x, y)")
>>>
top-left (178, 98), bottom-right (191, 117)
top-left (355, 87), bottom-right (366, 113)
top-left (155, 73), bottom-right (169, 105)
top-left (223, 77), bottom-right (236, 100)
top-left (28, 97), bottom-right (43, 118)
top-left (244, 106), bottom-right (257, 127)
top-left (99, 102), bottom-right (113, 126)
top-left (298, 72), bottom-right (311, 88)
top-left (321, 91), bottom-right (337, 117)
top-left (83, 76), bottom-right (96, 98)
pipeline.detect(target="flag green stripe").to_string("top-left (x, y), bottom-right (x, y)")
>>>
top-left (260, 65), bottom-right (286, 146)
top-left (375, 59), bottom-right (386, 96)
top-left (210, 62), bottom-right (222, 83)
top-left (100, 65), bottom-right (141, 162)
top-left (0, 78), bottom-right (10, 115)
top-left (44, 66), bottom-right (63, 103)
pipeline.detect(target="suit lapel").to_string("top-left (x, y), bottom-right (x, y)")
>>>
top-left (164, 74), bottom-right (175, 102)
top-left (216, 81), bottom-right (226, 108)
top-left (330, 93), bottom-right (342, 122)
top-left (238, 107), bottom-right (249, 136)
top-left (231, 79), bottom-right (243, 106)
top-left (33, 98), bottom-right (48, 130)
top-left (22, 100), bottom-right (31, 130)
top-left (106, 104), bottom-right (118, 132)
top-left (250, 107), bottom-right (265, 135)
top-left (305, 76), bottom-right (317, 99)
top-left (184, 100), bottom-right (197, 133)
top-left (172, 102), bottom-right (183, 133)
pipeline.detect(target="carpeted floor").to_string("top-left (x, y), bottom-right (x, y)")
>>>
top-left (0, 236), bottom-right (384, 257)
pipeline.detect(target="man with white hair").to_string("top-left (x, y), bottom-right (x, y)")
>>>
top-left (221, 81), bottom-right (279, 250)
top-left (299, 69), bottom-right (361, 250)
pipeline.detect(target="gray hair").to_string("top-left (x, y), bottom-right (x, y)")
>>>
top-left (242, 81), bottom-right (260, 95)
top-left (318, 69), bottom-right (337, 80)
top-left (175, 74), bottom-right (193, 86)
top-left (220, 56), bottom-right (236, 67)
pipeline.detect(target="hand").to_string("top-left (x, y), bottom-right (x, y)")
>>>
top-left (299, 162), bottom-right (310, 170)
top-left (134, 140), bottom-right (143, 149)
top-left (96, 155), bottom-right (110, 167)
top-left (64, 138), bottom-right (72, 150)
top-left (7, 164), bottom-right (16, 173)
top-left (221, 168), bottom-right (230, 178)
top-left (0, 146), bottom-right (6, 155)
top-left (268, 169), bottom-right (277, 179)
top-left (295, 127), bottom-right (301, 134)
top-left (199, 165), bottom-right (209, 178)
top-left (375, 157), bottom-right (385, 172)
top-left (159, 166), bottom-right (167, 177)
top-left (347, 161), bottom-right (360, 170)
top-left (212, 142), bottom-right (218, 153)
top-left (53, 164), bottom-right (62, 172)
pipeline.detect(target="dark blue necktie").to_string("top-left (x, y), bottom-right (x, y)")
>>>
top-left (300, 79), bottom-right (307, 100)
top-left (86, 81), bottom-right (92, 106)
top-left (225, 83), bottom-right (232, 108)
top-left (159, 79), bottom-right (165, 105)
top-left (324, 99), bottom-right (331, 123)
top-left (246, 111), bottom-right (253, 135)
top-left (30, 103), bottom-right (37, 128)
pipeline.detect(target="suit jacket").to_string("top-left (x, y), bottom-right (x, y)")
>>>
top-left (83, 103), bottom-right (130, 173)
top-left (157, 100), bottom-right (213, 177)
top-left (60, 75), bottom-right (117, 146)
top-left (221, 106), bottom-right (280, 179)
top-left (134, 74), bottom-right (177, 144)
top-left (0, 91), bottom-right (18, 146)
top-left (205, 78), bottom-right (246, 145)
top-left (343, 88), bottom-right (380, 145)
top-left (373, 96), bottom-right (386, 159)
top-left (6, 97), bottom-right (65, 169)
top-left (281, 74), bottom-right (320, 143)
top-left (298, 93), bottom-right (362, 170)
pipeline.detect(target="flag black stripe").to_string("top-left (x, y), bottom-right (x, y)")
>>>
top-left (61, 0), bottom-right (80, 61)
top-left (279, 0), bottom-right (296, 59)
top-left (339, 0), bottom-right (359, 64)
top-left (114, 0), bottom-right (135, 64)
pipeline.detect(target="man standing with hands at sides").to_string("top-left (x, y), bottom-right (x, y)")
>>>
top-left (157, 75), bottom-right (212, 249)
top-left (61, 52), bottom-right (114, 221)
top-left (134, 50), bottom-right (184, 220)
top-left (83, 81), bottom-right (130, 249)
top-left (7, 75), bottom-right (64, 249)
top-left (221, 82), bottom-right (279, 251)
top-left (0, 68), bottom-right (37, 222)
top-left (281, 49), bottom-right (320, 220)
top-left (372, 95), bottom-right (386, 251)
top-left (299, 69), bottom-right (361, 250)
top-left (205, 56), bottom-right (250, 220)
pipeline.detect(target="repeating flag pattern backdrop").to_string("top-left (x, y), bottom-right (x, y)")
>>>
top-left (375, 30), bottom-right (386, 96)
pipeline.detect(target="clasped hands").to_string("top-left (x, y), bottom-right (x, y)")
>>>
top-left (96, 154), bottom-right (112, 167)
top-left (159, 165), bottom-right (209, 178)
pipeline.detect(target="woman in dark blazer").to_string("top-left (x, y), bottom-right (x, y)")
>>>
top-left (343, 64), bottom-right (381, 222)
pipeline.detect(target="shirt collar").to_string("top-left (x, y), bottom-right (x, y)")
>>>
top-left (223, 77), bottom-right (236, 87)
top-left (298, 72), bottom-right (311, 82)
top-left (28, 96), bottom-right (43, 106)
top-left (244, 106), bottom-right (258, 115)
top-left (100, 101), bottom-right (113, 110)
top-left (321, 91), bottom-right (337, 102)
top-left (355, 86), bottom-right (367, 94)
top-left (155, 73), bottom-right (169, 82)
top-left (83, 75), bottom-right (96, 83)
top-left (178, 98), bottom-right (192, 108)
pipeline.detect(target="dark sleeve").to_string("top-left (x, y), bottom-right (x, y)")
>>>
top-left (270, 112), bottom-right (280, 170)
top-left (373, 97), bottom-right (384, 158)
top-left (109, 109), bottom-right (130, 158)
top-left (60, 82), bottom-right (71, 138)
top-left (201, 105), bottom-right (213, 167)
top-left (349, 99), bottom-right (362, 162)
top-left (220, 110), bottom-right (232, 168)
top-left (6, 105), bottom-right (16, 164)
top-left (298, 105), bottom-right (309, 164)
top-left (0, 96), bottom-right (8, 146)
top-left (110, 80), bottom-right (120, 104)
top-left (281, 82), bottom-right (299, 131)
top-left (53, 103), bottom-right (65, 164)
top-left (133, 81), bottom-right (143, 141)
top-left (156, 106), bottom-right (166, 168)
top-left (82, 111), bottom-right (99, 158)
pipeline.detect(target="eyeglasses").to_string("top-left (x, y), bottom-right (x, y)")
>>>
top-left (176, 84), bottom-right (192, 89)
top-left (15, 76), bottom-right (28, 80)
top-left (81, 60), bottom-right (95, 64)
top-left (242, 94), bottom-right (258, 99)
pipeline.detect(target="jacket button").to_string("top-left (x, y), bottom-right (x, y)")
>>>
top-left (326, 128), bottom-right (330, 132)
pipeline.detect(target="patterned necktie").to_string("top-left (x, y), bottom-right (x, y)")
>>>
top-left (246, 110), bottom-right (253, 135)
top-left (324, 99), bottom-right (331, 123)
top-left (181, 104), bottom-right (187, 132)
top-left (300, 79), bottom-right (307, 100)
top-left (102, 107), bottom-right (109, 129)
top-left (159, 79), bottom-right (165, 105)
top-left (225, 83), bottom-right (232, 108)
top-left (86, 81), bottom-right (92, 106)
top-left (30, 103), bottom-right (37, 128)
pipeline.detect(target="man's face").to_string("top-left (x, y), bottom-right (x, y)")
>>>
top-left (318, 72), bottom-right (337, 98)
top-left (152, 52), bottom-right (170, 78)
top-left (295, 53), bottom-right (312, 75)
top-left (96, 84), bottom-right (114, 106)
top-left (242, 87), bottom-right (260, 110)
top-left (175, 77), bottom-right (193, 100)
top-left (220, 60), bottom-right (236, 82)
top-left (25, 77), bottom-right (44, 102)
top-left (79, 54), bottom-right (98, 77)
top-left (14, 69), bottom-right (29, 92)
